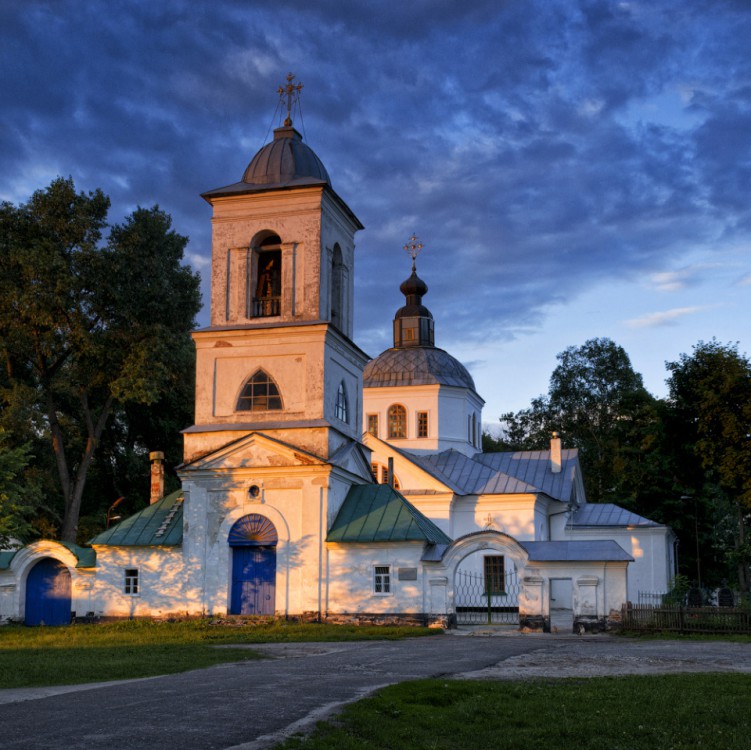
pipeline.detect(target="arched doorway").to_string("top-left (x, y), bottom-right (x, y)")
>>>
top-left (25, 558), bottom-right (71, 626)
top-left (228, 514), bottom-right (277, 615)
top-left (454, 550), bottom-right (521, 625)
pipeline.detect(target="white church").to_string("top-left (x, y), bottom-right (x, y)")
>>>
top-left (0, 82), bottom-right (676, 631)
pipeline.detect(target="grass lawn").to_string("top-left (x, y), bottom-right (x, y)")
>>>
top-left (277, 673), bottom-right (751, 750)
top-left (0, 619), bottom-right (438, 689)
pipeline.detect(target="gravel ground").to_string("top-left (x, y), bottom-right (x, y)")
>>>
top-left (450, 628), bottom-right (751, 680)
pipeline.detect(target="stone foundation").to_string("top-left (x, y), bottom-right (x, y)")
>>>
top-left (519, 614), bottom-right (548, 632)
top-left (323, 612), bottom-right (448, 628)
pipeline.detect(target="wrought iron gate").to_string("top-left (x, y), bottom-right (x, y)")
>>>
top-left (454, 568), bottom-right (520, 625)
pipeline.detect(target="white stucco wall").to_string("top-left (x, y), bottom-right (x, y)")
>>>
top-left (88, 546), bottom-right (187, 617)
top-left (325, 543), bottom-right (427, 614)
top-left (564, 526), bottom-right (675, 601)
top-left (363, 384), bottom-right (483, 456)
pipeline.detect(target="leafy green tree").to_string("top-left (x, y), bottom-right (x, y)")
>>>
top-left (0, 178), bottom-right (201, 543)
top-left (666, 340), bottom-right (751, 591)
top-left (0, 430), bottom-right (39, 547)
top-left (497, 338), bottom-right (664, 505)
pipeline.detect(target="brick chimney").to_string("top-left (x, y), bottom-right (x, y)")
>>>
top-left (550, 432), bottom-right (562, 474)
top-left (149, 451), bottom-right (165, 504)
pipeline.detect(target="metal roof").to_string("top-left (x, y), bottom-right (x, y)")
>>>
top-left (89, 491), bottom-right (184, 547)
top-left (59, 541), bottom-right (97, 567)
top-left (243, 126), bottom-right (330, 186)
top-left (363, 347), bottom-right (477, 391)
top-left (408, 448), bottom-right (579, 501)
top-left (327, 484), bottom-right (452, 544)
top-left (0, 543), bottom-right (95, 569)
top-left (520, 540), bottom-right (633, 562)
top-left (569, 503), bottom-right (660, 528)
top-left (0, 550), bottom-right (17, 570)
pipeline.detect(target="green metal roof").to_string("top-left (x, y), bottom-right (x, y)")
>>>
top-left (0, 549), bottom-right (18, 570)
top-left (327, 484), bottom-right (452, 544)
top-left (89, 491), bottom-right (184, 547)
top-left (59, 541), bottom-right (97, 567)
top-left (0, 543), bottom-right (95, 569)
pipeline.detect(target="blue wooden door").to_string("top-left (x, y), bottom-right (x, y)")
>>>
top-left (25, 558), bottom-right (71, 626)
top-left (230, 546), bottom-right (275, 615)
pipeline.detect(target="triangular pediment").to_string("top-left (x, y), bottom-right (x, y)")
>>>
top-left (180, 432), bottom-right (327, 472)
top-left (329, 440), bottom-right (373, 481)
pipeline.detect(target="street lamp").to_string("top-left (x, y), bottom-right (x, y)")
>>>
top-left (106, 497), bottom-right (125, 529)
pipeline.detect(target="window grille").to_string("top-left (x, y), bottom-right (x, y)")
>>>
top-left (388, 404), bottom-right (407, 439)
top-left (237, 370), bottom-right (283, 411)
top-left (417, 411), bottom-right (428, 438)
top-left (367, 414), bottom-right (379, 437)
top-left (335, 381), bottom-right (348, 423)
top-left (124, 568), bottom-right (139, 595)
top-left (484, 556), bottom-right (505, 594)
top-left (374, 566), bottom-right (391, 594)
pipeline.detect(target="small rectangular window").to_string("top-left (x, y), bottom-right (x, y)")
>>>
top-left (381, 467), bottom-right (390, 486)
top-left (370, 463), bottom-right (379, 481)
top-left (417, 411), bottom-right (428, 438)
top-left (374, 565), bottom-right (391, 594)
top-left (484, 556), bottom-right (505, 595)
top-left (124, 568), bottom-right (139, 595)
top-left (367, 414), bottom-right (379, 437)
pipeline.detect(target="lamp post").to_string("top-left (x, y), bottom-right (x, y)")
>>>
top-left (106, 496), bottom-right (125, 529)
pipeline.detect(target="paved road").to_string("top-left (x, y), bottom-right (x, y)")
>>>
top-left (2, 633), bottom-right (750, 750)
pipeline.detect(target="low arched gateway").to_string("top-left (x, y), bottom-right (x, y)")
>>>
top-left (228, 514), bottom-right (278, 615)
top-left (25, 558), bottom-right (72, 626)
top-left (432, 531), bottom-right (529, 627)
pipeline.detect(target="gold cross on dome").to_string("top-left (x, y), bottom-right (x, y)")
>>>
top-left (404, 233), bottom-right (423, 271)
top-left (278, 72), bottom-right (303, 126)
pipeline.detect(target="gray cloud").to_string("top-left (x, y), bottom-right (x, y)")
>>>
top-left (2, 0), bottom-right (750, 351)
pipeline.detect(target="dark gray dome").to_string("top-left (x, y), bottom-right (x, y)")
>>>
top-left (363, 347), bottom-right (476, 390)
top-left (242, 125), bottom-right (330, 186)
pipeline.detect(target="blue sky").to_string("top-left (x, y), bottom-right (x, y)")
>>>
top-left (2, 0), bottom-right (749, 426)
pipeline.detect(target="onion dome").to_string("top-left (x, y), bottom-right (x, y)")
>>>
top-left (392, 254), bottom-right (434, 348)
top-left (363, 347), bottom-right (476, 390)
top-left (241, 125), bottom-right (331, 187)
top-left (363, 235), bottom-right (478, 394)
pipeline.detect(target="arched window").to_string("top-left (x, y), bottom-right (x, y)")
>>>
top-left (335, 380), bottom-right (348, 423)
top-left (253, 234), bottom-right (282, 317)
top-left (236, 369), bottom-right (283, 411)
top-left (388, 404), bottom-right (407, 439)
top-left (331, 244), bottom-right (344, 330)
top-left (370, 463), bottom-right (400, 489)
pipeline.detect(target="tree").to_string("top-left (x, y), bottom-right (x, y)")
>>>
top-left (666, 340), bottom-right (751, 591)
top-left (0, 178), bottom-right (201, 542)
top-left (0, 430), bottom-right (39, 547)
top-left (497, 338), bottom-right (665, 506)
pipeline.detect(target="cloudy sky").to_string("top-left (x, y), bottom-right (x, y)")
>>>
top-left (2, 0), bottom-right (750, 425)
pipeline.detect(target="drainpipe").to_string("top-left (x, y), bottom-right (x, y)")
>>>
top-left (388, 457), bottom-right (395, 488)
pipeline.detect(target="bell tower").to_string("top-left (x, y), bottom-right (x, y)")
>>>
top-left (185, 75), bottom-right (367, 463)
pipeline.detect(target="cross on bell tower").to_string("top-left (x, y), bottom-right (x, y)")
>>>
top-left (278, 72), bottom-right (303, 127)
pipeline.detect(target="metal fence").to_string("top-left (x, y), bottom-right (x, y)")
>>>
top-left (638, 588), bottom-right (742, 607)
top-left (454, 568), bottom-right (520, 625)
top-left (622, 603), bottom-right (751, 634)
